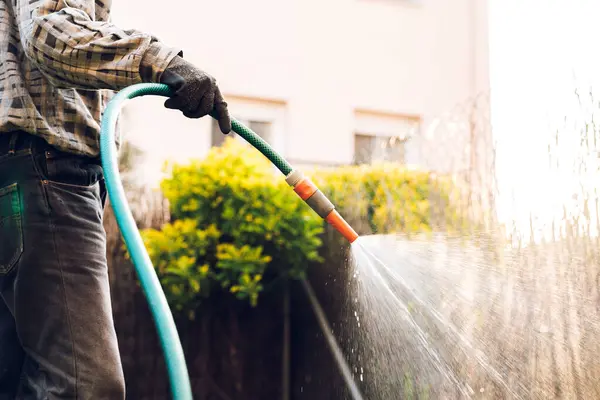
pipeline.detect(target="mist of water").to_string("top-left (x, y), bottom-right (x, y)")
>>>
top-left (347, 233), bottom-right (600, 399)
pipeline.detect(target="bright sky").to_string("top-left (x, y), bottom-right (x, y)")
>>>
top-left (489, 0), bottom-right (600, 239)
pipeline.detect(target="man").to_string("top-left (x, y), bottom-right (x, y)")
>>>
top-left (0, 1), bottom-right (231, 398)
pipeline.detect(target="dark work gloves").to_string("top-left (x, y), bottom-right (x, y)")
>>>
top-left (160, 56), bottom-right (231, 134)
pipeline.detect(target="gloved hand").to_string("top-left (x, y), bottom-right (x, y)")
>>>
top-left (160, 56), bottom-right (231, 134)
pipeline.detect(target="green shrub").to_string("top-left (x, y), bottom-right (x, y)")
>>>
top-left (310, 163), bottom-right (468, 235)
top-left (141, 138), bottom-right (323, 316)
top-left (141, 138), bottom-right (467, 316)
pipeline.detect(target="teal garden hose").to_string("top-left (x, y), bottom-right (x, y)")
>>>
top-left (100, 83), bottom-right (359, 399)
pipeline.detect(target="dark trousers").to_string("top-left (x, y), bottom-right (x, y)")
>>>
top-left (0, 132), bottom-right (125, 399)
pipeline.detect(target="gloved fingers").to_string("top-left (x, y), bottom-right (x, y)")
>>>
top-left (160, 68), bottom-right (186, 91)
top-left (182, 89), bottom-right (215, 119)
top-left (165, 95), bottom-right (199, 118)
top-left (199, 89), bottom-right (216, 117)
top-left (164, 96), bottom-right (183, 110)
top-left (212, 88), bottom-right (231, 134)
top-left (164, 73), bottom-right (211, 115)
top-left (161, 69), bottom-right (230, 133)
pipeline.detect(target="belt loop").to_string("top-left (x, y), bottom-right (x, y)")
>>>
top-left (8, 133), bottom-right (18, 154)
top-left (23, 135), bottom-right (34, 152)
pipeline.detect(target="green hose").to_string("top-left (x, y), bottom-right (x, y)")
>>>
top-left (231, 118), bottom-right (293, 175)
top-left (101, 83), bottom-right (363, 400)
top-left (100, 83), bottom-right (192, 400)
top-left (100, 83), bottom-right (294, 399)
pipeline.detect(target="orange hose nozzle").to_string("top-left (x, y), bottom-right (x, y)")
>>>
top-left (325, 210), bottom-right (359, 244)
top-left (285, 169), bottom-right (359, 244)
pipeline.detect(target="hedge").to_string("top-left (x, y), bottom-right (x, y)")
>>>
top-left (310, 164), bottom-right (468, 236)
top-left (140, 138), bottom-right (323, 316)
top-left (140, 139), bottom-right (465, 317)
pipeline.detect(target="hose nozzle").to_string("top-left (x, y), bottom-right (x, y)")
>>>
top-left (325, 209), bottom-right (359, 243)
top-left (286, 170), bottom-right (359, 244)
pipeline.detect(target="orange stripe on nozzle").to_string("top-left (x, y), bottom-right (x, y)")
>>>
top-left (325, 210), bottom-right (359, 243)
top-left (293, 178), bottom-right (318, 200)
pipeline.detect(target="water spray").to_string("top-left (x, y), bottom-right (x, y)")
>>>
top-left (100, 83), bottom-right (361, 399)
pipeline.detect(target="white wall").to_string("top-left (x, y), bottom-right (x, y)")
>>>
top-left (110, 0), bottom-right (489, 185)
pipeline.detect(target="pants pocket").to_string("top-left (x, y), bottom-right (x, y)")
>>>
top-left (0, 183), bottom-right (23, 275)
top-left (41, 151), bottom-right (103, 190)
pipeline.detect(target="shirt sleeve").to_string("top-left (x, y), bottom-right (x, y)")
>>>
top-left (15, 0), bottom-right (182, 91)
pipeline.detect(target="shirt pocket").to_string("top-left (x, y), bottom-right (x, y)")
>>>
top-left (0, 183), bottom-right (24, 275)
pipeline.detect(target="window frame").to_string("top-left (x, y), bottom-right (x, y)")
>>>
top-left (210, 96), bottom-right (287, 156)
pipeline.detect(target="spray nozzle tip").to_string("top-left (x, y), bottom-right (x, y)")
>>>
top-left (326, 210), bottom-right (359, 244)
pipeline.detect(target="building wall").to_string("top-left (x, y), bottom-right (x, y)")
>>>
top-left (111, 0), bottom-right (489, 185)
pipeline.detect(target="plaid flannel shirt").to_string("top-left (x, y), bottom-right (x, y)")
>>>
top-left (0, 0), bottom-right (182, 157)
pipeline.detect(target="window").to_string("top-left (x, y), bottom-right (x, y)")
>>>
top-left (353, 109), bottom-right (420, 165)
top-left (211, 119), bottom-right (273, 147)
top-left (209, 95), bottom-right (286, 155)
top-left (354, 134), bottom-right (406, 165)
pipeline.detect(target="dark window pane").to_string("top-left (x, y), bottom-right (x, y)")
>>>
top-left (249, 121), bottom-right (272, 144)
top-left (354, 134), bottom-right (374, 164)
top-left (212, 119), bottom-right (272, 147)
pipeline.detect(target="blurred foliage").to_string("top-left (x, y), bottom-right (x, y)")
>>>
top-left (310, 163), bottom-right (469, 236)
top-left (139, 138), bottom-right (467, 317)
top-left (141, 138), bottom-right (323, 316)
